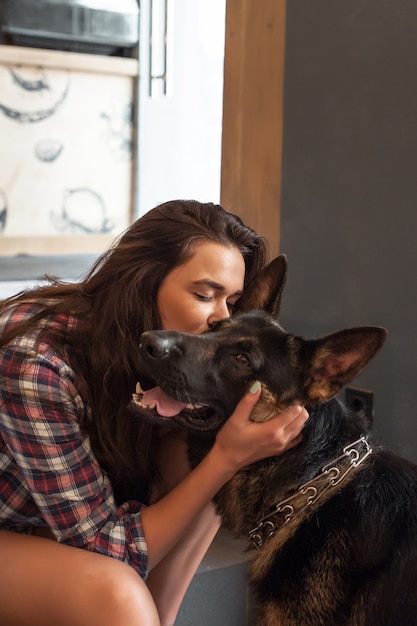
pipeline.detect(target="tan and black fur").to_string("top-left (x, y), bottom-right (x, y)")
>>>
top-left (132, 256), bottom-right (417, 626)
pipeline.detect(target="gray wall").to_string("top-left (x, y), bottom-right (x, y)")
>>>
top-left (279, 0), bottom-right (417, 461)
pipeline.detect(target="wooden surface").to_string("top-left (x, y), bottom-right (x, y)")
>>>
top-left (221, 0), bottom-right (286, 258)
top-left (0, 45), bottom-right (138, 76)
top-left (0, 235), bottom-right (117, 256)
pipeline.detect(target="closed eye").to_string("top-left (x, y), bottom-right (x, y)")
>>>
top-left (195, 293), bottom-right (238, 313)
top-left (195, 292), bottom-right (213, 302)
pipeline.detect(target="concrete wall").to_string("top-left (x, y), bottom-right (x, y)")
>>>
top-left (279, 0), bottom-right (417, 461)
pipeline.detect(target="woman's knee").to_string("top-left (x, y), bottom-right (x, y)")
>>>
top-left (0, 531), bottom-right (160, 626)
top-left (84, 556), bottom-right (160, 626)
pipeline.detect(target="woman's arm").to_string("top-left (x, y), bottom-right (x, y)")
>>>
top-left (0, 336), bottom-right (306, 593)
top-left (146, 502), bottom-right (220, 624)
top-left (142, 387), bottom-right (306, 624)
top-left (141, 386), bottom-right (307, 570)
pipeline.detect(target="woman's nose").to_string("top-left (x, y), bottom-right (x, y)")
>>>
top-left (207, 300), bottom-right (231, 324)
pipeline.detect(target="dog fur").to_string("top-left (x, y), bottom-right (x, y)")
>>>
top-left (132, 256), bottom-right (417, 625)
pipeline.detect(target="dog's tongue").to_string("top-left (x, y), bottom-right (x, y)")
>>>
top-left (142, 387), bottom-right (188, 417)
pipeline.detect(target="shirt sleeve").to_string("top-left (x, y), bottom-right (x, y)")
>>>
top-left (0, 341), bottom-right (149, 579)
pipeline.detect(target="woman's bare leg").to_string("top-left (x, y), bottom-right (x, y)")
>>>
top-left (0, 530), bottom-right (160, 626)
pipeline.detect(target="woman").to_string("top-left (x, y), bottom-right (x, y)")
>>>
top-left (0, 200), bottom-right (307, 626)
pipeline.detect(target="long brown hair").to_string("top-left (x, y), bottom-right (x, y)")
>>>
top-left (0, 200), bottom-right (268, 503)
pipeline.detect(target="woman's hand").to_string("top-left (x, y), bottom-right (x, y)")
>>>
top-left (210, 383), bottom-right (308, 476)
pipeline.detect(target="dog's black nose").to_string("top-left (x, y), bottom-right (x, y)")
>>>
top-left (139, 331), bottom-right (184, 360)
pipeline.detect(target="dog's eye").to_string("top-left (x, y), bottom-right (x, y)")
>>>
top-left (235, 353), bottom-right (250, 366)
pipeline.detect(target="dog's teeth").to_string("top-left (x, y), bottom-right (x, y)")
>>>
top-left (132, 393), bottom-right (156, 411)
top-left (133, 392), bottom-right (204, 413)
top-left (138, 399), bottom-right (156, 410)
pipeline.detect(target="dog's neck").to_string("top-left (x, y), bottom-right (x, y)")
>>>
top-left (248, 436), bottom-right (373, 549)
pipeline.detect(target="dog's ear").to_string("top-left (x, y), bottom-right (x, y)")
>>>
top-left (235, 254), bottom-right (288, 317)
top-left (302, 326), bottom-right (387, 403)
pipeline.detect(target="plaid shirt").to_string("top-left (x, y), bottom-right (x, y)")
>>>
top-left (0, 301), bottom-right (148, 579)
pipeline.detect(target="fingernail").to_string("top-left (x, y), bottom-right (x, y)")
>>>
top-left (249, 381), bottom-right (261, 394)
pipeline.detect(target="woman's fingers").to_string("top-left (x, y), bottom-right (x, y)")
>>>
top-left (214, 386), bottom-right (309, 470)
top-left (259, 404), bottom-right (308, 456)
top-left (272, 403), bottom-right (309, 436)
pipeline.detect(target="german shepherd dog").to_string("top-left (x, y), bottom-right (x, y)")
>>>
top-left (131, 256), bottom-right (417, 626)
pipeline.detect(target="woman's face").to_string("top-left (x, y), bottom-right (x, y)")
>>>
top-left (157, 240), bottom-right (245, 334)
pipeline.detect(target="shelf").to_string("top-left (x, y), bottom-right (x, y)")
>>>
top-left (0, 44), bottom-right (139, 77)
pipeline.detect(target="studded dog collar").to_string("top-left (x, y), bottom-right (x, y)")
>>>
top-left (248, 436), bottom-right (373, 549)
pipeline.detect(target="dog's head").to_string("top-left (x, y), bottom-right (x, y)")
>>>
top-left (130, 255), bottom-right (387, 431)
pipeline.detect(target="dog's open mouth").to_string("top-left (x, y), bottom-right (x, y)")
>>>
top-left (130, 381), bottom-right (223, 431)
